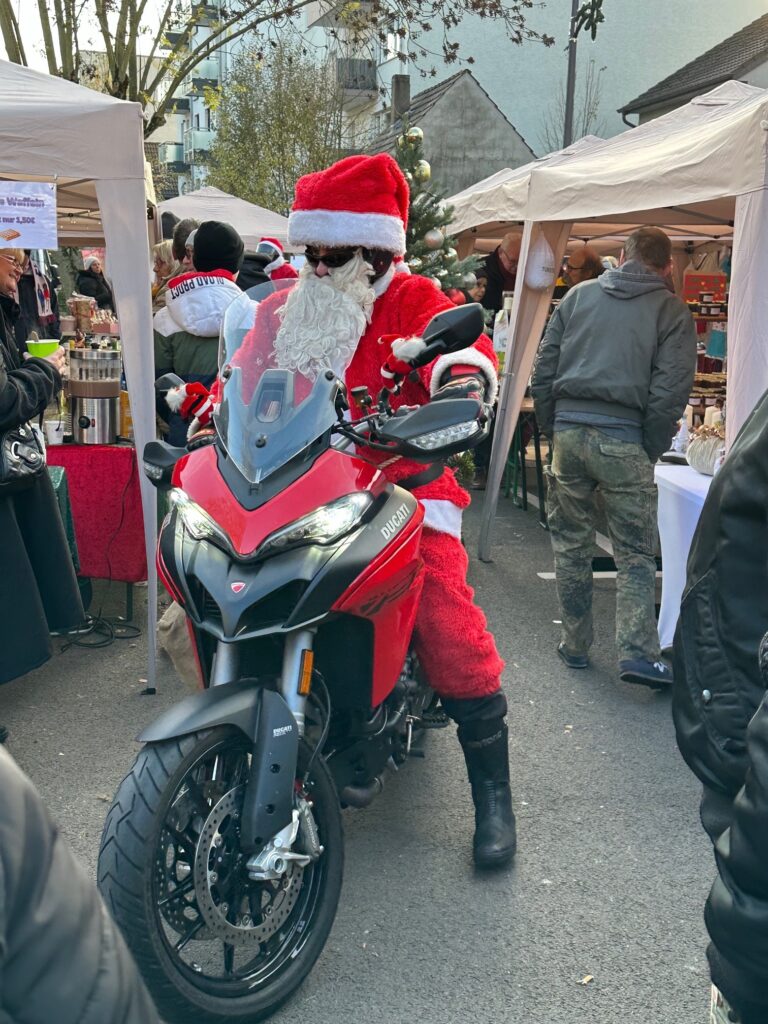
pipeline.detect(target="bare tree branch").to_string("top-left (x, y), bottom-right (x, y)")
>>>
top-left (0, 0), bottom-right (28, 65)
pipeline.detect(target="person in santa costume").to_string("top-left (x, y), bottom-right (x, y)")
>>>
top-left (255, 237), bottom-right (299, 281)
top-left (173, 154), bottom-right (516, 868)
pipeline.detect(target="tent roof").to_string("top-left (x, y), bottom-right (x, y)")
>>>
top-left (526, 82), bottom-right (768, 226)
top-left (619, 14), bottom-right (768, 115)
top-left (158, 187), bottom-right (292, 252)
top-left (447, 135), bottom-right (603, 237)
top-left (0, 59), bottom-right (145, 181)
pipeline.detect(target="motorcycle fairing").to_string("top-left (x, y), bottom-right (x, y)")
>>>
top-left (173, 444), bottom-right (385, 556)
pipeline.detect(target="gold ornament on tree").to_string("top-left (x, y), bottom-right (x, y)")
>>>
top-left (406, 126), bottom-right (424, 144)
top-left (424, 228), bottom-right (444, 250)
top-left (408, 256), bottom-right (423, 272)
top-left (445, 248), bottom-right (458, 261)
top-left (414, 159), bottom-right (431, 183)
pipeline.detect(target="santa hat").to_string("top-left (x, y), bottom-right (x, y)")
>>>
top-left (257, 237), bottom-right (284, 256)
top-left (288, 154), bottom-right (409, 255)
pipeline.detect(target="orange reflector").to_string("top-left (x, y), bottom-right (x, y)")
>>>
top-left (298, 650), bottom-right (314, 695)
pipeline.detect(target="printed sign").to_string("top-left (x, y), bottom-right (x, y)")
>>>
top-left (0, 181), bottom-right (57, 249)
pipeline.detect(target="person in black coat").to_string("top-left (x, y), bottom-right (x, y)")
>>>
top-left (673, 387), bottom-right (768, 1022)
top-left (76, 255), bottom-right (114, 311)
top-left (14, 253), bottom-right (60, 349)
top-left (481, 230), bottom-right (521, 316)
top-left (0, 746), bottom-right (159, 1022)
top-left (0, 248), bottom-right (84, 687)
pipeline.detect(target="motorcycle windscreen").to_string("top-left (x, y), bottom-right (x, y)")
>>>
top-left (215, 281), bottom-right (339, 485)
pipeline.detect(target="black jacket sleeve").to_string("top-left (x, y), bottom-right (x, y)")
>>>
top-left (0, 347), bottom-right (60, 432)
top-left (705, 632), bottom-right (768, 1024)
top-left (0, 749), bottom-right (159, 1023)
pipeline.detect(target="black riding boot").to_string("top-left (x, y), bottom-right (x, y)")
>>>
top-left (443, 694), bottom-right (517, 869)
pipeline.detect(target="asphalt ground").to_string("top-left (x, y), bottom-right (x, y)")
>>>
top-left (2, 492), bottom-right (713, 1024)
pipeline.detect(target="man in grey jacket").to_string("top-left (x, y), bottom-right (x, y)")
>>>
top-left (531, 227), bottom-right (696, 689)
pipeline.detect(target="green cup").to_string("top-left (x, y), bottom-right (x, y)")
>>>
top-left (26, 340), bottom-right (60, 358)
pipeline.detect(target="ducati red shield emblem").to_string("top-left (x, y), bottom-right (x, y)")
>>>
top-left (230, 581), bottom-right (246, 594)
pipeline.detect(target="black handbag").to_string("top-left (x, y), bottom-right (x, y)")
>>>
top-left (0, 420), bottom-right (46, 493)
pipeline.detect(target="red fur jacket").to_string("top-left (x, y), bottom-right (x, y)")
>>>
top-left (218, 273), bottom-right (498, 511)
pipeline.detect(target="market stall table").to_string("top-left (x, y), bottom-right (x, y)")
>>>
top-left (655, 463), bottom-right (712, 650)
top-left (45, 445), bottom-right (147, 615)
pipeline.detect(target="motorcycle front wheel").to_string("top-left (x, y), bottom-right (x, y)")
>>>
top-left (98, 726), bottom-right (343, 1023)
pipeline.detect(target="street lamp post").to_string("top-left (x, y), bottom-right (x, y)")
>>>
top-left (562, 0), bottom-right (579, 148)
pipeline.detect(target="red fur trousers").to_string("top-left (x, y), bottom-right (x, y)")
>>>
top-left (411, 527), bottom-right (504, 699)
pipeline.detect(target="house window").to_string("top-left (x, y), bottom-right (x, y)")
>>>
top-left (194, 112), bottom-right (200, 129)
top-left (385, 20), bottom-right (406, 60)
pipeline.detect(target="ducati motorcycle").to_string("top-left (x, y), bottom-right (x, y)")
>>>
top-left (97, 281), bottom-right (489, 1023)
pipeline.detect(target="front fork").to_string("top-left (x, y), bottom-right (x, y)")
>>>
top-left (211, 631), bottom-right (316, 854)
top-left (210, 629), bottom-right (314, 736)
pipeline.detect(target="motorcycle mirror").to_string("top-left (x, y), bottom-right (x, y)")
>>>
top-left (143, 440), bottom-right (186, 489)
top-left (410, 303), bottom-right (485, 369)
top-left (155, 372), bottom-right (185, 393)
top-left (376, 397), bottom-right (487, 462)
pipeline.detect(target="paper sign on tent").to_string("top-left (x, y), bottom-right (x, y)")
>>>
top-left (0, 181), bottom-right (57, 249)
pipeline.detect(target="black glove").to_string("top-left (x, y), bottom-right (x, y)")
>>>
top-left (432, 372), bottom-right (486, 403)
top-left (187, 427), bottom-right (216, 452)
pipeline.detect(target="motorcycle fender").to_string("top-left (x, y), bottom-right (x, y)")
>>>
top-left (138, 678), bottom-right (264, 744)
top-left (138, 683), bottom-right (298, 849)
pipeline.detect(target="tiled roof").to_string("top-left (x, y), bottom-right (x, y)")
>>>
top-left (368, 70), bottom-right (533, 155)
top-left (619, 13), bottom-right (768, 114)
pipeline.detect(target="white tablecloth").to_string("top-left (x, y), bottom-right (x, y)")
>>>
top-left (655, 464), bottom-right (713, 650)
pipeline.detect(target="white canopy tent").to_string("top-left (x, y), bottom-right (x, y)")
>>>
top-left (474, 81), bottom-right (768, 560)
top-left (159, 186), bottom-right (293, 251)
top-left (0, 60), bottom-right (158, 683)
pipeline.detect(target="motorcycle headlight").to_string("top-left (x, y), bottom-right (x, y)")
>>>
top-left (409, 419), bottom-right (482, 451)
top-left (170, 489), bottom-right (233, 551)
top-left (258, 493), bottom-right (372, 559)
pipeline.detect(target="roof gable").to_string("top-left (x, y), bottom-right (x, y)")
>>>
top-left (620, 13), bottom-right (768, 114)
top-left (368, 70), bottom-right (533, 156)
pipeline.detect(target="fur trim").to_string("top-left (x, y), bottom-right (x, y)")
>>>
top-left (373, 263), bottom-right (396, 297)
top-left (430, 348), bottom-right (499, 405)
top-left (421, 499), bottom-right (463, 538)
top-left (264, 255), bottom-right (285, 275)
top-left (187, 415), bottom-right (201, 440)
top-left (288, 209), bottom-right (406, 255)
top-left (165, 386), bottom-right (186, 413)
top-left (392, 336), bottom-right (427, 361)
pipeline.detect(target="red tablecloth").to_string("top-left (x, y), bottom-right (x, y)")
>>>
top-left (46, 444), bottom-right (148, 583)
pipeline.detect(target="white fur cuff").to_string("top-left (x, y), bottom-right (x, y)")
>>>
top-left (392, 336), bottom-right (427, 361)
top-left (165, 386), bottom-right (186, 413)
top-left (430, 348), bottom-right (499, 405)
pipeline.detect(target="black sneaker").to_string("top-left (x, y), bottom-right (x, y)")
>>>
top-left (619, 658), bottom-right (673, 690)
top-left (557, 642), bottom-right (589, 670)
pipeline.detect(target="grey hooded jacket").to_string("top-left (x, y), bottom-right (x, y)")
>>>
top-left (531, 260), bottom-right (697, 460)
top-left (0, 749), bottom-right (159, 1023)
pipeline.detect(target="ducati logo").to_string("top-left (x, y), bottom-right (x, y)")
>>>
top-left (230, 581), bottom-right (246, 594)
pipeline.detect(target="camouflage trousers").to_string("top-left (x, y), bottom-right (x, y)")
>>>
top-left (545, 426), bottom-right (660, 662)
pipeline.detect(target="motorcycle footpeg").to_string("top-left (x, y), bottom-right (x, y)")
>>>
top-left (420, 707), bottom-right (450, 729)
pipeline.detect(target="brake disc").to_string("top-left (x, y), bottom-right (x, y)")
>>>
top-left (193, 787), bottom-right (305, 948)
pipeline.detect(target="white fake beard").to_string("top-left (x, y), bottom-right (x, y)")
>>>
top-left (272, 252), bottom-right (376, 381)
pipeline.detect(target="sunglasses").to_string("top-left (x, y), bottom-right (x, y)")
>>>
top-left (304, 246), bottom-right (359, 269)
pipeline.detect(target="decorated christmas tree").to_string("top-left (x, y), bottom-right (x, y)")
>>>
top-left (395, 124), bottom-right (480, 293)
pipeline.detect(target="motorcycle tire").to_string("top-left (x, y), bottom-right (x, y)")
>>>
top-left (98, 726), bottom-right (343, 1023)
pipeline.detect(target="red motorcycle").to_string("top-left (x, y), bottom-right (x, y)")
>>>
top-left (98, 282), bottom-right (488, 1023)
